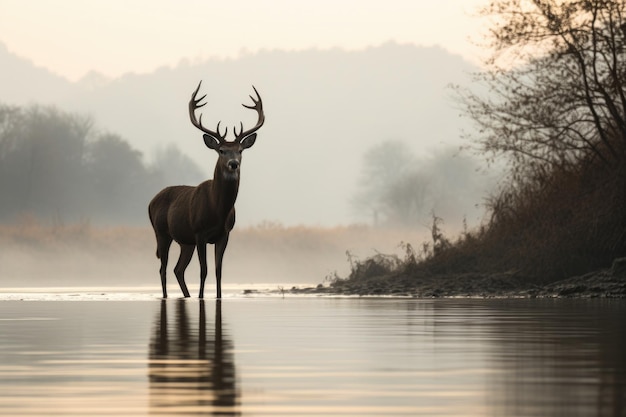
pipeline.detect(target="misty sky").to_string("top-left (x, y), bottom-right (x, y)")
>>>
top-left (0, 0), bottom-right (498, 228)
top-left (0, 0), bottom-right (488, 81)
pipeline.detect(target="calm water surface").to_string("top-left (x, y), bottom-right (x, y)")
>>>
top-left (0, 292), bottom-right (624, 416)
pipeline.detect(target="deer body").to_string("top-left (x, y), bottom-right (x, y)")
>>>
top-left (148, 81), bottom-right (264, 299)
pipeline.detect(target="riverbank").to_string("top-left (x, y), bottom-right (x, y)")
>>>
top-left (293, 258), bottom-right (626, 298)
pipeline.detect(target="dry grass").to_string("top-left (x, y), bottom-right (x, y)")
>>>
top-left (0, 217), bottom-right (426, 288)
top-left (474, 154), bottom-right (626, 281)
top-left (0, 214), bottom-right (149, 250)
top-left (332, 140), bottom-right (626, 291)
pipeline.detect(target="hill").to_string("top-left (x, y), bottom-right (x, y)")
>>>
top-left (0, 41), bottom-right (484, 226)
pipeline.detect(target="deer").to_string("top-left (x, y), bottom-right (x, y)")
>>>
top-left (149, 300), bottom-right (237, 411)
top-left (148, 81), bottom-right (264, 299)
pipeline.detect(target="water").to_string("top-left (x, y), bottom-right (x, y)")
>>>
top-left (0, 291), bottom-right (624, 416)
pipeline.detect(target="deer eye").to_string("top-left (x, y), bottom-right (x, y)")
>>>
top-left (218, 149), bottom-right (226, 155)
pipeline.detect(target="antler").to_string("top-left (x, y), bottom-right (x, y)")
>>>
top-left (189, 81), bottom-right (227, 142)
top-left (234, 86), bottom-right (265, 142)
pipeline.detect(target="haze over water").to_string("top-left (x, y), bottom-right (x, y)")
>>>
top-left (0, 292), bottom-right (623, 416)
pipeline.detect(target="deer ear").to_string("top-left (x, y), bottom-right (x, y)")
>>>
top-left (240, 133), bottom-right (257, 150)
top-left (203, 134), bottom-right (220, 150)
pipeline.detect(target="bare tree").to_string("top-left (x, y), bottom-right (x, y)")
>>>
top-left (352, 141), bottom-right (491, 228)
top-left (352, 140), bottom-right (418, 226)
top-left (458, 0), bottom-right (626, 177)
top-left (451, 0), bottom-right (626, 278)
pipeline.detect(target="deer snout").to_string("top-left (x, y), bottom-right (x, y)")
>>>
top-left (227, 160), bottom-right (240, 171)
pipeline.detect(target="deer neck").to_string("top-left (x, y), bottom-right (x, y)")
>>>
top-left (212, 167), bottom-right (240, 211)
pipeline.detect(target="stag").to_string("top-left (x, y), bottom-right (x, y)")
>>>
top-left (148, 81), bottom-right (264, 299)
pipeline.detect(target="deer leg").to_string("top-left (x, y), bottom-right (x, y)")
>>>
top-left (197, 242), bottom-right (209, 299)
top-left (174, 244), bottom-right (194, 298)
top-left (157, 237), bottom-right (172, 298)
top-left (214, 234), bottom-right (230, 300)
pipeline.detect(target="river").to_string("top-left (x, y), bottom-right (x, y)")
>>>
top-left (0, 290), bottom-right (624, 416)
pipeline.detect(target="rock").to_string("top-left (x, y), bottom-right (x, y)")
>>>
top-left (558, 285), bottom-right (587, 296)
top-left (611, 257), bottom-right (626, 277)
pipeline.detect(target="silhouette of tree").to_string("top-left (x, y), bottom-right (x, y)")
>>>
top-left (352, 140), bottom-right (418, 226)
top-left (458, 0), bottom-right (626, 177)
top-left (450, 0), bottom-right (626, 279)
top-left (85, 133), bottom-right (152, 222)
top-left (150, 144), bottom-right (205, 186)
top-left (0, 104), bottom-right (91, 219)
top-left (0, 103), bottom-right (203, 224)
top-left (352, 141), bottom-right (490, 228)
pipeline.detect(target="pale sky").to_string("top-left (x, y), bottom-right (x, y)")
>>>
top-left (0, 0), bottom-right (489, 82)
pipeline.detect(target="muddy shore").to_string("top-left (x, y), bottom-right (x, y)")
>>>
top-left (289, 257), bottom-right (626, 298)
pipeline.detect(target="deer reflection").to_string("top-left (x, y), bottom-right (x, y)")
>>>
top-left (149, 299), bottom-right (239, 415)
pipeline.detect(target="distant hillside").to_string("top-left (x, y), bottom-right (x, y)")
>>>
top-left (0, 41), bottom-right (486, 226)
top-left (0, 42), bottom-right (80, 104)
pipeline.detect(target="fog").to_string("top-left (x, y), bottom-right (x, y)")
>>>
top-left (0, 221), bottom-right (428, 287)
top-left (0, 41), bottom-right (493, 228)
top-left (0, 41), bottom-right (501, 287)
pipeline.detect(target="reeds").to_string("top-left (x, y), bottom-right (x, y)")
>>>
top-left (0, 218), bottom-right (426, 287)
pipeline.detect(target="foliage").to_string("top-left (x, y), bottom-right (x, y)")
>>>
top-left (335, 215), bottom-right (446, 285)
top-left (337, 0), bottom-right (626, 289)
top-left (352, 140), bottom-right (494, 228)
top-left (351, 140), bottom-right (417, 226)
top-left (151, 144), bottom-right (205, 187)
top-left (0, 103), bottom-right (204, 224)
top-left (455, 0), bottom-right (626, 279)
top-left (458, 0), bottom-right (626, 175)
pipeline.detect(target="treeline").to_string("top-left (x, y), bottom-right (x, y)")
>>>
top-left (0, 104), bottom-right (205, 224)
top-left (429, 0), bottom-right (626, 281)
top-left (351, 140), bottom-right (497, 229)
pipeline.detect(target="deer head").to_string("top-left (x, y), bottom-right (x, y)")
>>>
top-left (189, 81), bottom-right (264, 180)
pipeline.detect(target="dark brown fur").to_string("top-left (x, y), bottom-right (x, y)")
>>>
top-left (148, 82), bottom-right (263, 298)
